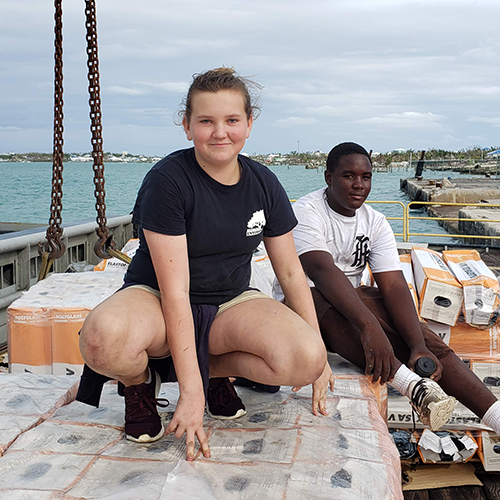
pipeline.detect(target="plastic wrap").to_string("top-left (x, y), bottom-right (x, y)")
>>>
top-left (7, 271), bottom-right (125, 375)
top-left (443, 249), bottom-right (500, 327)
top-left (0, 355), bottom-right (402, 499)
top-left (0, 373), bottom-right (78, 456)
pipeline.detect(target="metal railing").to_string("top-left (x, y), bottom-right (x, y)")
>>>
top-left (290, 198), bottom-right (500, 244)
top-left (290, 199), bottom-right (407, 240)
top-left (405, 201), bottom-right (500, 244)
top-left (366, 201), bottom-right (406, 240)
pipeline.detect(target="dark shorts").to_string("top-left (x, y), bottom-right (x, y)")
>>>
top-left (311, 285), bottom-right (453, 364)
top-left (76, 303), bottom-right (218, 407)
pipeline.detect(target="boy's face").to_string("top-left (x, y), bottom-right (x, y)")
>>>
top-left (324, 153), bottom-right (372, 217)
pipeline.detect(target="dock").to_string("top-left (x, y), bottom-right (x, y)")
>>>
top-left (400, 178), bottom-right (500, 248)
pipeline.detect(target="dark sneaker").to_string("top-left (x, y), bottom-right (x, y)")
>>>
top-left (233, 377), bottom-right (280, 394)
top-left (207, 377), bottom-right (246, 420)
top-left (409, 378), bottom-right (457, 431)
top-left (124, 370), bottom-right (169, 443)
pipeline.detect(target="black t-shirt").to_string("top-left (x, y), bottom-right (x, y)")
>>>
top-left (125, 148), bottom-right (297, 305)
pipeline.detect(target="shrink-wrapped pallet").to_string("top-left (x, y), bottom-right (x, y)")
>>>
top-left (0, 355), bottom-right (403, 499)
top-left (411, 247), bottom-right (463, 326)
top-left (7, 271), bottom-right (125, 375)
top-left (442, 249), bottom-right (500, 327)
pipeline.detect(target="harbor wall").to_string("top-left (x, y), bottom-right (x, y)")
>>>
top-left (401, 178), bottom-right (500, 247)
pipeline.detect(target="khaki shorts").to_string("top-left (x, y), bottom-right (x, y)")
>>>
top-left (123, 285), bottom-right (269, 318)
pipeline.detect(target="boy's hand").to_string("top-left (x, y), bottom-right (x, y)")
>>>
top-left (360, 326), bottom-right (398, 384)
top-left (407, 347), bottom-right (443, 381)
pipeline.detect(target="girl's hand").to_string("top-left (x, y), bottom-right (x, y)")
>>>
top-left (165, 391), bottom-right (210, 461)
top-left (311, 361), bottom-right (335, 416)
top-left (292, 361), bottom-right (334, 416)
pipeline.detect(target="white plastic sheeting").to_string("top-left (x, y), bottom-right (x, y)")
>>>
top-left (0, 355), bottom-right (402, 499)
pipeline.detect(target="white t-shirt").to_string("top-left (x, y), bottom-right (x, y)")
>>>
top-left (273, 188), bottom-right (401, 301)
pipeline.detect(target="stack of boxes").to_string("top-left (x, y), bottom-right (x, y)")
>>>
top-left (392, 247), bottom-right (500, 470)
top-left (7, 271), bottom-right (125, 375)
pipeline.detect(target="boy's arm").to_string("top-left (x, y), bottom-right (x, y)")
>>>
top-left (373, 270), bottom-right (443, 379)
top-left (300, 250), bottom-right (398, 384)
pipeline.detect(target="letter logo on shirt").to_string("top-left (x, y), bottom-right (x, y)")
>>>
top-left (246, 209), bottom-right (266, 237)
top-left (352, 235), bottom-right (370, 269)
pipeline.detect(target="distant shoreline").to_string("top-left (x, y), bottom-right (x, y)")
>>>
top-left (1, 147), bottom-right (498, 168)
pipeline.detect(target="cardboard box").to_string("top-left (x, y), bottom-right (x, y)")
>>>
top-left (399, 253), bottom-right (419, 314)
top-left (387, 391), bottom-right (486, 431)
top-left (443, 249), bottom-right (500, 327)
top-left (51, 307), bottom-right (89, 375)
top-left (7, 307), bottom-right (52, 374)
top-left (94, 238), bottom-right (139, 272)
top-left (7, 271), bottom-right (125, 375)
top-left (477, 431), bottom-right (500, 471)
top-left (360, 264), bottom-right (374, 287)
top-left (426, 317), bottom-right (500, 361)
top-left (417, 428), bottom-right (478, 463)
top-left (411, 247), bottom-right (463, 326)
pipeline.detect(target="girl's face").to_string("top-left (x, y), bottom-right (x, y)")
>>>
top-left (183, 90), bottom-right (253, 172)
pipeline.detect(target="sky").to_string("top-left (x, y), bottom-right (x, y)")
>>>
top-left (1, 0), bottom-right (500, 156)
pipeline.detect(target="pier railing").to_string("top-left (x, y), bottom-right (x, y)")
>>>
top-left (290, 199), bottom-right (408, 240)
top-left (366, 201), bottom-right (407, 240)
top-left (293, 199), bottom-right (500, 246)
top-left (405, 201), bottom-right (500, 245)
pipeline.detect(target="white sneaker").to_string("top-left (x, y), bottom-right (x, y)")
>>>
top-left (409, 378), bottom-right (457, 431)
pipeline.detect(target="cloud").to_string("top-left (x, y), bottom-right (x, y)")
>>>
top-left (137, 81), bottom-right (189, 93)
top-left (274, 117), bottom-right (319, 128)
top-left (467, 116), bottom-right (500, 127)
top-left (3, 0), bottom-right (500, 154)
top-left (0, 126), bottom-right (22, 131)
top-left (356, 112), bottom-right (446, 130)
top-left (107, 86), bottom-right (146, 96)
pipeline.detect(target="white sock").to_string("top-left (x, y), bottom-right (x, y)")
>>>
top-left (145, 367), bottom-right (152, 385)
top-left (389, 365), bottom-right (421, 397)
top-left (482, 401), bottom-right (500, 435)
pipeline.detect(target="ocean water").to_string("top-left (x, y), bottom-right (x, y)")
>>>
top-left (0, 161), bottom-right (463, 243)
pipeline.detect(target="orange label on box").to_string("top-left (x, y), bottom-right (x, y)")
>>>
top-left (7, 307), bottom-right (52, 369)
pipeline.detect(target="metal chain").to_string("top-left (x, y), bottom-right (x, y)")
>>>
top-left (84, 0), bottom-right (111, 257)
top-left (38, 0), bottom-right (66, 280)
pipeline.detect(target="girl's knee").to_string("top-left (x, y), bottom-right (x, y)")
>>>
top-left (285, 336), bottom-right (326, 385)
top-left (80, 311), bottom-right (124, 365)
